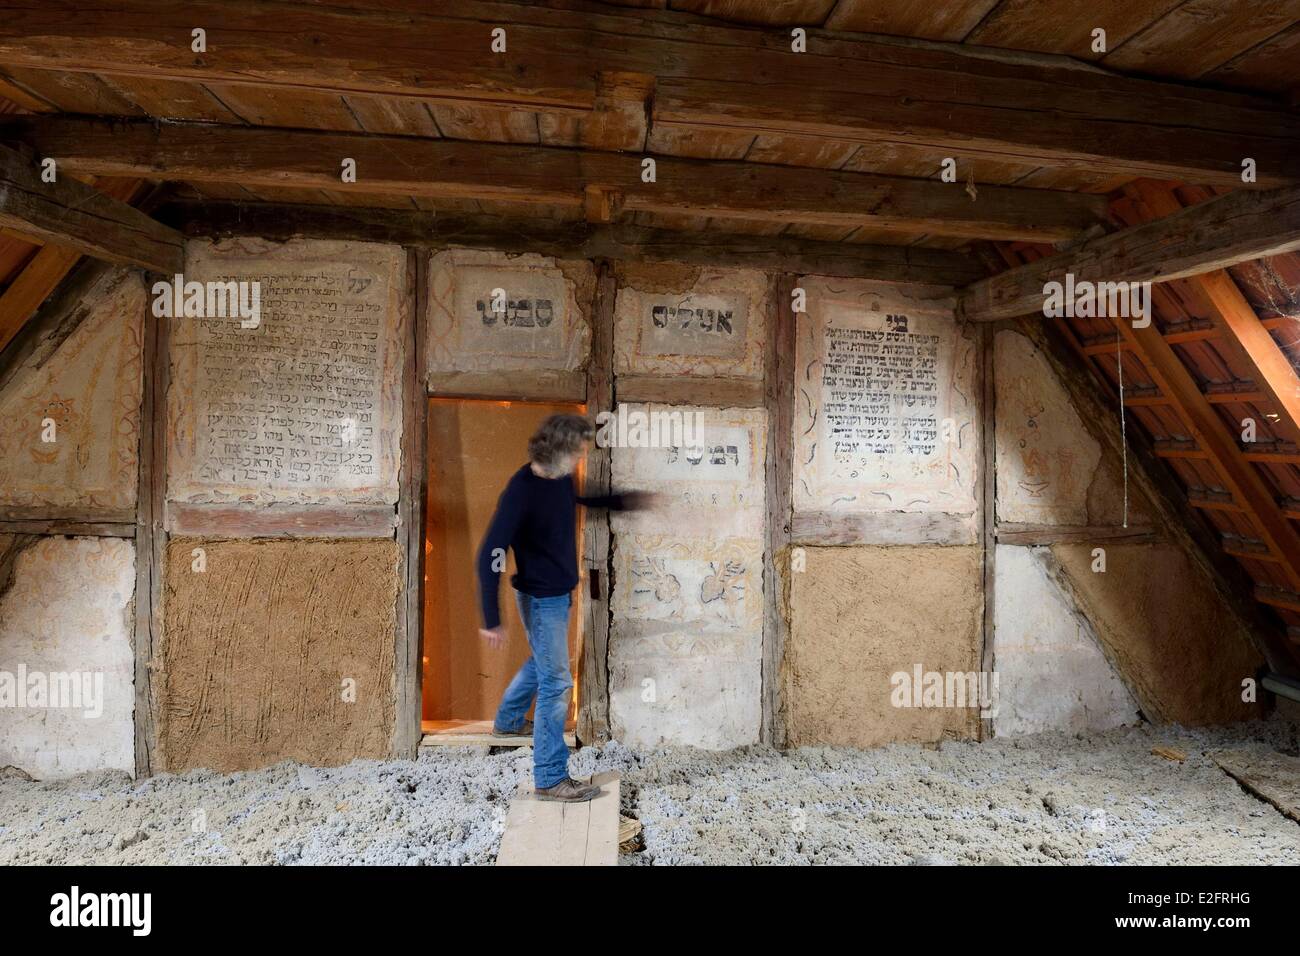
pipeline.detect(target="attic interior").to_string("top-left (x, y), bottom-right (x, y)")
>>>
top-left (1, 0), bottom-right (1299, 869)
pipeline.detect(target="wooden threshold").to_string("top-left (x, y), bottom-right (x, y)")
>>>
top-left (419, 718), bottom-right (577, 749)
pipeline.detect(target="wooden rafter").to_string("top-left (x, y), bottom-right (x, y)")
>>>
top-left (1120, 181), bottom-right (1300, 450)
top-left (1119, 312), bottom-right (1300, 592)
top-left (0, 176), bottom-right (141, 356)
top-left (0, 144), bottom-right (180, 272)
top-left (961, 182), bottom-right (1300, 321)
top-left (0, 241), bottom-right (78, 353)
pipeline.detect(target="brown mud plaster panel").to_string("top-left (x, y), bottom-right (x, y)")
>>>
top-left (425, 249), bottom-right (593, 398)
top-left (793, 277), bottom-right (979, 543)
top-left (0, 269), bottom-right (144, 511)
top-left (995, 330), bottom-right (1150, 527)
top-left (784, 545), bottom-right (982, 748)
top-left (613, 262), bottom-right (768, 381)
top-left (1049, 542), bottom-right (1262, 725)
top-left (160, 537), bottom-right (398, 772)
top-left (168, 238), bottom-right (406, 506)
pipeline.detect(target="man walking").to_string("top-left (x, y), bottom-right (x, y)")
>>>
top-left (477, 413), bottom-right (647, 802)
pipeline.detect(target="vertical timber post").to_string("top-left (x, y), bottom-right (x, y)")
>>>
top-left (978, 323), bottom-right (997, 741)
top-left (395, 247), bottom-right (427, 758)
top-left (579, 259), bottom-right (615, 744)
top-left (762, 274), bottom-right (796, 748)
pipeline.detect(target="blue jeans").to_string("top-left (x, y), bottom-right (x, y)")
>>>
top-left (494, 591), bottom-right (573, 789)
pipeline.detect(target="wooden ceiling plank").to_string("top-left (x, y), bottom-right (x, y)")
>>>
top-left (1103, 0), bottom-right (1300, 80)
top-left (1, 66), bottom-right (146, 115)
top-left (966, 0), bottom-right (1185, 61)
top-left (0, 0), bottom-right (1295, 185)
top-left (670, 0), bottom-right (838, 27)
top-left (343, 94), bottom-right (442, 138)
top-left (202, 84), bottom-right (363, 132)
top-left (0, 72), bottom-right (54, 112)
top-left (1205, 21), bottom-right (1300, 96)
top-left (0, 144), bottom-right (181, 273)
top-left (102, 74), bottom-right (244, 124)
top-left (4, 115), bottom-right (1109, 243)
top-left (826, 0), bottom-right (1001, 42)
top-left (961, 184), bottom-right (1300, 321)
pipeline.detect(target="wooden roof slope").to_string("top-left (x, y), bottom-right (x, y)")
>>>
top-left (992, 180), bottom-right (1300, 673)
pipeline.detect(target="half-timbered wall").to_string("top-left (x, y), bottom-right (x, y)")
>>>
top-left (0, 229), bottom-right (1273, 779)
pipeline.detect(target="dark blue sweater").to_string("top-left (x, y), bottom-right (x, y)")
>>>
top-left (477, 464), bottom-right (624, 629)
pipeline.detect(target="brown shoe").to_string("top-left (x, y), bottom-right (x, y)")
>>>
top-left (535, 777), bottom-right (600, 802)
top-left (492, 720), bottom-right (533, 737)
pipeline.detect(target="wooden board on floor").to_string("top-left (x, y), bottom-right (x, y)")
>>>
top-left (1211, 749), bottom-right (1300, 822)
top-left (419, 719), bottom-right (576, 749)
top-left (496, 772), bottom-right (620, 867)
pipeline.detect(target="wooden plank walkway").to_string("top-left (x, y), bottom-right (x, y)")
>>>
top-left (419, 719), bottom-right (576, 749)
top-left (1211, 749), bottom-right (1300, 822)
top-left (496, 772), bottom-right (621, 866)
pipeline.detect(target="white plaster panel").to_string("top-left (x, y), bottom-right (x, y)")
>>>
top-left (0, 538), bottom-right (136, 779)
top-left (168, 238), bottom-right (406, 505)
top-left (609, 405), bottom-right (766, 748)
top-left (0, 270), bottom-right (143, 511)
top-left (992, 544), bottom-right (1139, 737)
top-left (792, 278), bottom-right (977, 519)
top-left (994, 330), bottom-right (1101, 525)
top-left (614, 268), bottom-right (768, 379)
top-left (426, 249), bottom-right (591, 374)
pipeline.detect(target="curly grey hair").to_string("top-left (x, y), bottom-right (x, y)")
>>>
top-left (528, 414), bottom-right (594, 472)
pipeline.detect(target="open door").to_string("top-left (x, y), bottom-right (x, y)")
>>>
top-left (421, 399), bottom-right (583, 738)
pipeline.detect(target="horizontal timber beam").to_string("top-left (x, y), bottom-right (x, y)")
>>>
top-left (155, 200), bottom-right (987, 286)
top-left (164, 503), bottom-right (397, 538)
top-left (2, 116), bottom-right (1107, 242)
top-left (960, 184), bottom-right (1300, 321)
top-left (0, 142), bottom-right (181, 272)
top-left (0, 1), bottom-right (1296, 185)
top-left (0, 518), bottom-right (134, 536)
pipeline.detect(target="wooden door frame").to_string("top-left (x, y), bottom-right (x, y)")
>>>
top-left (407, 253), bottom-right (615, 747)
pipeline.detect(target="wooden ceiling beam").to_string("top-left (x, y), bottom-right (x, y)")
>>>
top-left (961, 183), bottom-right (1300, 321)
top-left (155, 199), bottom-right (987, 286)
top-left (0, 1), bottom-right (1295, 185)
top-left (3, 116), bottom-right (1108, 242)
top-left (0, 143), bottom-right (180, 272)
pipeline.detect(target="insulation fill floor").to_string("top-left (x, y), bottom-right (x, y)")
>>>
top-left (1, 720), bottom-right (1298, 865)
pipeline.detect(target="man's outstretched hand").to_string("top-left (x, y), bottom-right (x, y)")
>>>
top-left (479, 626), bottom-right (505, 649)
top-left (619, 490), bottom-right (661, 511)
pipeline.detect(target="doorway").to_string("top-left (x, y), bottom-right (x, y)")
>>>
top-left (421, 398), bottom-right (584, 736)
